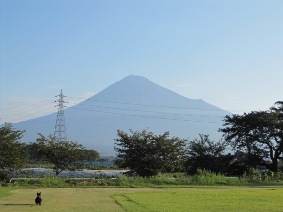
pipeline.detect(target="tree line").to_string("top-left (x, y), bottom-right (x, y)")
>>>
top-left (115, 101), bottom-right (283, 177)
top-left (0, 101), bottom-right (282, 179)
top-left (0, 124), bottom-right (99, 180)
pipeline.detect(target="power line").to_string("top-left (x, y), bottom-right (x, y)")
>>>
top-left (3, 92), bottom-right (275, 124)
top-left (70, 98), bottom-right (226, 112)
top-left (2, 95), bottom-right (263, 122)
top-left (72, 102), bottom-right (225, 118)
top-left (0, 96), bottom-right (229, 124)
top-left (69, 107), bottom-right (222, 124)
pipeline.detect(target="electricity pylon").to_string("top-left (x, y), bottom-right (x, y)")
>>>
top-left (54, 89), bottom-right (67, 142)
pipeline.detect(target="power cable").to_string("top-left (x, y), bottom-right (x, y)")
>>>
top-left (69, 107), bottom-right (222, 124)
top-left (72, 102), bottom-right (226, 118)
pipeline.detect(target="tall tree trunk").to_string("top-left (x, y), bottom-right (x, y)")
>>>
top-left (270, 159), bottom-right (278, 172)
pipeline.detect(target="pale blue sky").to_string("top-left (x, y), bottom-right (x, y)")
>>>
top-left (0, 0), bottom-right (282, 124)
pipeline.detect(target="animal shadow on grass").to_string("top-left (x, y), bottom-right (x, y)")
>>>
top-left (1, 204), bottom-right (34, 207)
top-left (0, 192), bottom-right (43, 207)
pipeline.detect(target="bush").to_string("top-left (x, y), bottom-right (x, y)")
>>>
top-left (5, 170), bottom-right (283, 188)
top-left (192, 169), bottom-right (241, 185)
top-left (242, 168), bottom-right (283, 183)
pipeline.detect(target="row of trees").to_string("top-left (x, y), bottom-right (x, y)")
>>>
top-left (115, 101), bottom-right (283, 177)
top-left (114, 130), bottom-right (264, 177)
top-left (0, 124), bottom-right (99, 180)
top-left (1, 101), bottom-right (282, 179)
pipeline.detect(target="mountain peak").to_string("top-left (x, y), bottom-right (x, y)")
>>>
top-left (124, 75), bottom-right (146, 79)
top-left (95, 75), bottom-right (180, 100)
top-left (119, 75), bottom-right (154, 85)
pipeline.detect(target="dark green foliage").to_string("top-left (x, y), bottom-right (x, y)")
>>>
top-left (25, 146), bottom-right (100, 169)
top-left (220, 101), bottom-right (283, 172)
top-left (242, 168), bottom-right (283, 183)
top-left (25, 142), bottom-right (44, 164)
top-left (224, 151), bottom-right (266, 176)
top-left (4, 171), bottom-right (283, 188)
top-left (0, 124), bottom-right (27, 180)
top-left (31, 134), bottom-right (86, 175)
top-left (185, 134), bottom-right (228, 175)
top-left (82, 149), bottom-right (100, 162)
top-left (115, 129), bottom-right (188, 177)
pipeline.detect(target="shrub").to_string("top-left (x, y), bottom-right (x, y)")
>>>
top-left (192, 169), bottom-right (241, 185)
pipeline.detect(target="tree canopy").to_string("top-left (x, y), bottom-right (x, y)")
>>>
top-left (115, 129), bottom-right (188, 177)
top-left (220, 101), bottom-right (283, 172)
top-left (82, 149), bottom-right (100, 162)
top-left (185, 134), bottom-right (228, 175)
top-left (0, 124), bottom-right (27, 180)
top-left (32, 134), bottom-right (87, 175)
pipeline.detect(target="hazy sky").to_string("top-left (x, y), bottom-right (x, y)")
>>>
top-left (1, 0), bottom-right (282, 124)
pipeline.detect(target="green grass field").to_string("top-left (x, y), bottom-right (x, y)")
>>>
top-left (0, 187), bottom-right (282, 211)
top-left (114, 187), bottom-right (283, 212)
top-left (0, 188), bottom-right (154, 212)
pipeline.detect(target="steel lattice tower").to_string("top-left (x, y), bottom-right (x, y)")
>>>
top-left (54, 89), bottom-right (67, 142)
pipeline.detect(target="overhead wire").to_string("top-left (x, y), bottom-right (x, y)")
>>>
top-left (3, 92), bottom-right (265, 124)
top-left (69, 107), bottom-right (222, 124)
top-left (68, 97), bottom-right (227, 112)
top-left (71, 102), bottom-right (226, 118)
top-left (67, 94), bottom-right (227, 124)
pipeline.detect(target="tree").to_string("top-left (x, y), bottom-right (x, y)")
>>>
top-left (185, 134), bottom-right (228, 175)
top-left (33, 134), bottom-right (86, 175)
top-left (225, 151), bottom-right (266, 176)
top-left (220, 101), bottom-right (283, 172)
top-left (25, 142), bottom-right (44, 163)
top-left (83, 149), bottom-right (100, 162)
top-left (0, 124), bottom-right (27, 180)
top-left (115, 129), bottom-right (188, 177)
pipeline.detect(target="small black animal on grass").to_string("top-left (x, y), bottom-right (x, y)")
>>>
top-left (35, 192), bottom-right (42, 205)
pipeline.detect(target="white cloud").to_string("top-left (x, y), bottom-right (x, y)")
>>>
top-left (0, 92), bottom-right (96, 124)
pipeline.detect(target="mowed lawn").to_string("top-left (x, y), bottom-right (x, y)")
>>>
top-left (0, 187), bottom-right (283, 212)
top-left (114, 187), bottom-right (283, 212)
top-left (0, 188), bottom-right (153, 212)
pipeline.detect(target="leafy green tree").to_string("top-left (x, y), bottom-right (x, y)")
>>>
top-left (115, 129), bottom-right (188, 177)
top-left (0, 124), bottom-right (27, 180)
top-left (25, 142), bottom-right (44, 163)
top-left (220, 101), bottom-right (283, 172)
top-left (185, 134), bottom-right (228, 175)
top-left (83, 149), bottom-right (100, 162)
top-left (225, 151), bottom-right (266, 176)
top-left (33, 134), bottom-right (86, 175)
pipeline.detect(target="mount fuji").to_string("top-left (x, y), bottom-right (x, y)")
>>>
top-left (12, 75), bottom-right (229, 155)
